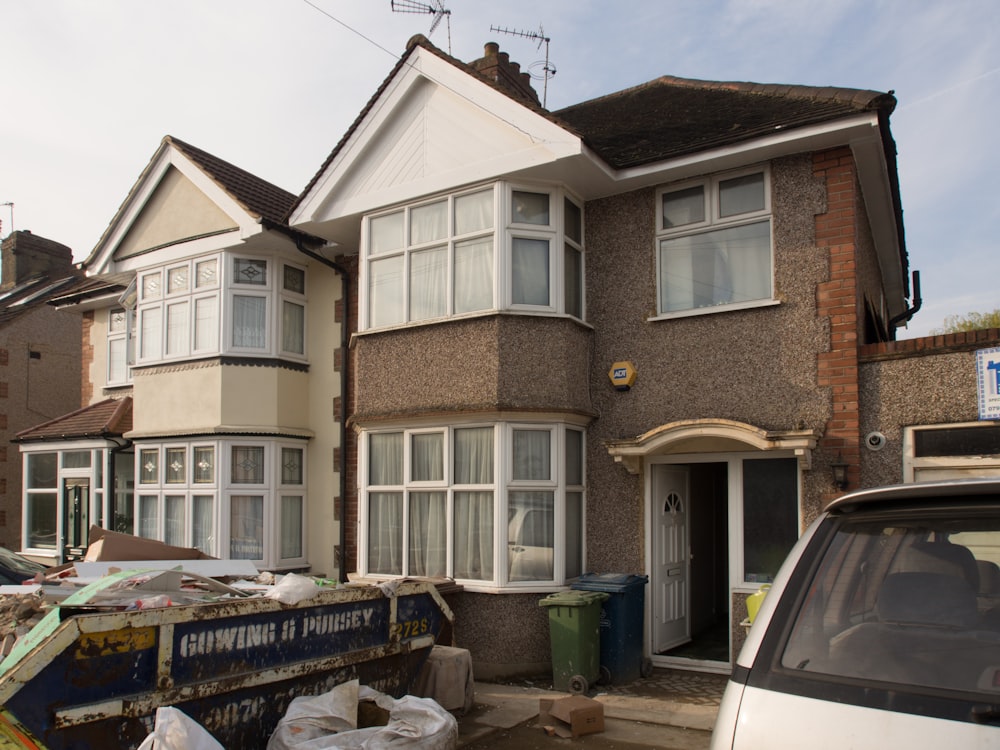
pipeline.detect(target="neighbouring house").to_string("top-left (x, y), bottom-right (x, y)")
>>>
top-left (15, 136), bottom-right (347, 577)
top-left (0, 231), bottom-right (84, 554)
top-left (18, 35), bottom-right (1000, 681)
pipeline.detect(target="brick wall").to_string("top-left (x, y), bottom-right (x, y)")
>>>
top-left (814, 147), bottom-right (862, 490)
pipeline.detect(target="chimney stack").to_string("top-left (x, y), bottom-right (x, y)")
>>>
top-left (1, 231), bottom-right (78, 291)
top-left (470, 42), bottom-right (541, 106)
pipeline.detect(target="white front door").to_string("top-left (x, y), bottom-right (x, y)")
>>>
top-left (652, 465), bottom-right (690, 652)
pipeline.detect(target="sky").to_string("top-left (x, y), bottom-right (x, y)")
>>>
top-left (2, 0), bottom-right (997, 337)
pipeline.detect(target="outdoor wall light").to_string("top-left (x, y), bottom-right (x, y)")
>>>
top-left (831, 454), bottom-right (849, 491)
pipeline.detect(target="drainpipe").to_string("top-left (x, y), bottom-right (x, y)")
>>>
top-left (264, 220), bottom-right (351, 583)
top-left (888, 270), bottom-right (922, 329)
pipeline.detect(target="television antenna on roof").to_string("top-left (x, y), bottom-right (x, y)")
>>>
top-left (489, 24), bottom-right (556, 107)
top-left (391, 0), bottom-right (452, 54)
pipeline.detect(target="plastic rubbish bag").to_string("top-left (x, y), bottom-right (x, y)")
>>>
top-left (267, 680), bottom-right (458, 749)
top-left (136, 707), bottom-right (223, 750)
top-left (266, 573), bottom-right (321, 605)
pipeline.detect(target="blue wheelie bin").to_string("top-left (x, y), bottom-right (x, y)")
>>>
top-left (572, 573), bottom-right (649, 685)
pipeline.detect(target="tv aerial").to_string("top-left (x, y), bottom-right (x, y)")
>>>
top-left (489, 24), bottom-right (556, 107)
top-left (390, 0), bottom-right (452, 54)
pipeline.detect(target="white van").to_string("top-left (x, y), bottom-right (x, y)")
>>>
top-left (712, 479), bottom-right (1000, 749)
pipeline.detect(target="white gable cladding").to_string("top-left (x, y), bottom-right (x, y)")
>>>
top-left (291, 47), bottom-right (582, 236)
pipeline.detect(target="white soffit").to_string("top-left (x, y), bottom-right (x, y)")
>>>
top-left (293, 47), bottom-right (582, 227)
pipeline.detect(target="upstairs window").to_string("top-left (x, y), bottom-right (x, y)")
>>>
top-left (656, 167), bottom-right (772, 317)
top-left (362, 183), bottom-right (584, 330)
top-left (107, 307), bottom-right (133, 386)
top-left (128, 253), bottom-right (307, 372)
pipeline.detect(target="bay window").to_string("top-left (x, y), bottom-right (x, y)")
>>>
top-left (362, 183), bottom-right (584, 330)
top-left (131, 439), bottom-right (306, 569)
top-left (656, 167), bottom-right (773, 317)
top-left (126, 253), bottom-right (307, 374)
top-left (361, 422), bottom-right (585, 590)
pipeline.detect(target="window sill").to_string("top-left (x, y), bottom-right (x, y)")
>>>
top-left (353, 573), bottom-right (572, 595)
top-left (356, 309), bottom-right (593, 338)
top-left (649, 298), bottom-right (780, 322)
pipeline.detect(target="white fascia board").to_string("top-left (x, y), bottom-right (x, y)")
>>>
top-left (90, 145), bottom-right (267, 274)
top-left (290, 46), bottom-right (581, 228)
top-left (602, 112), bottom-right (885, 195)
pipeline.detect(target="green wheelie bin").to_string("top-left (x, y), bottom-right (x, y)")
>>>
top-left (539, 590), bottom-right (608, 694)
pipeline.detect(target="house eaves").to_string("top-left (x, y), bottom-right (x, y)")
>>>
top-left (286, 35), bottom-right (906, 314)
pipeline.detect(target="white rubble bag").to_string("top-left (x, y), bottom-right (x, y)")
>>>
top-left (267, 679), bottom-right (458, 750)
top-left (137, 706), bottom-right (224, 750)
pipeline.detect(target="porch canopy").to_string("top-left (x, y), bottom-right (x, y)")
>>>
top-left (605, 418), bottom-right (819, 474)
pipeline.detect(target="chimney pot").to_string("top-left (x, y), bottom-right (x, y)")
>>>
top-left (484, 42), bottom-right (499, 56)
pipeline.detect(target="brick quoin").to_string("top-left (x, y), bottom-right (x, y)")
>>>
top-left (81, 312), bottom-right (95, 404)
top-left (814, 148), bottom-right (862, 489)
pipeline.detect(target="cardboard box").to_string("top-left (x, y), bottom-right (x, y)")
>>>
top-left (539, 696), bottom-right (605, 738)
top-left (85, 526), bottom-right (215, 561)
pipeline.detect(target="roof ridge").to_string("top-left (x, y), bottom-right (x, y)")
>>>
top-left (557, 74), bottom-right (895, 115)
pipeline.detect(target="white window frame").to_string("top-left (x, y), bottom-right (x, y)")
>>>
top-left (106, 307), bottom-right (133, 386)
top-left (19, 442), bottom-right (113, 562)
top-left (653, 165), bottom-right (776, 320)
top-left (128, 252), bottom-right (307, 368)
top-left (358, 420), bottom-right (586, 592)
top-left (129, 439), bottom-right (307, 569)
top-left (359, 182), bottom-right (585, 332)
top-left (903, 422), bottom-right (1000, 482)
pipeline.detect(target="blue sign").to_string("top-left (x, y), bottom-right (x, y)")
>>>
top-left (977, 346), bottom-right (1000, 420)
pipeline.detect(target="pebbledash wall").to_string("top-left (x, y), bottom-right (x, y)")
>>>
top-left (859, 329), bottom-right (1000, 487)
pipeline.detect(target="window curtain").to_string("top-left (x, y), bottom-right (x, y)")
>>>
top-left (410, 201), bottom-right (446, 244)
top-left (660, 221), bottom-right (770, 312)
top-left (230, 495), bottom-right (263, 559)
top-left (138, 495), bottom-right (159, 539)
top-left (409, 247), bottom-right (446, 321)
top-left (368, 434), bottom-right (403, 574)
top-left (140, 307), bottom-right (162, 359)
top-left (659, 235), bottom-right (696, 312)
top-left (281, 495), bottom-right (303, 559)
top-left (165, 495), bottom-right (185, 546)
top-left (369, 492), bottom-right (403, 574)
top-left (193, 495), bottom-right (214, 555)
top-left (454, 238), bottom-right (493, 314)
top-left (166, 301), bottom-right (189, 355)
top-left (513, 429), bottom-right (551, 480)
top-left (717, 221), bottom-right (770, 304)
top-left (194, 296), bottom-right (218, 351)
top-left (108, 338), bottom-right (126, 382)
top-left (511, 238), bottom-right (550, 306)
top-left (232, 295), bottom-right (266, 349)
top-left (455, 190), bottom-right (493, 234)
top-left (282, 300), bottom-right (305, 354)
top-left (369, 256), bottom-right (403, 328)
top-left (454, 427), bottom-right (494, 580)
top-left (409, 492), bottom-right (446, 576)
top-left (454, 491), bottom-right (493, 580)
